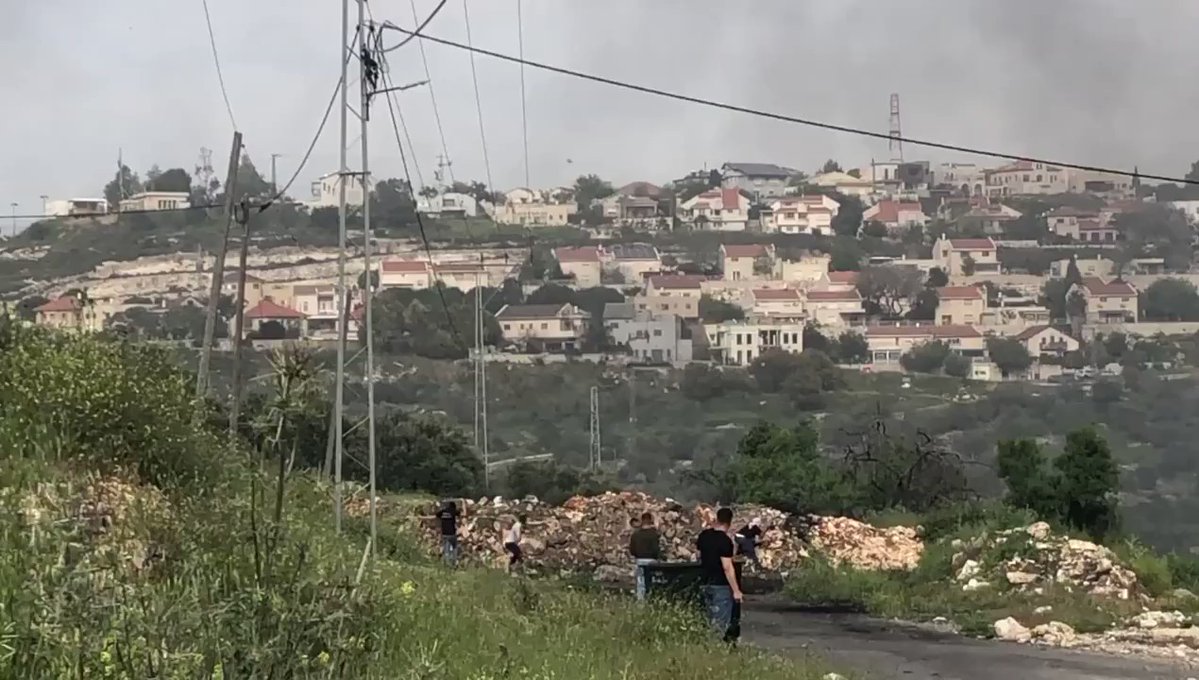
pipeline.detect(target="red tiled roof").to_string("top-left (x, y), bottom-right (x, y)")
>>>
top-left (1014, 325), bottom-right (1059, 341)
top-left (722, 244), bottom-right (769, 258)
top-left (947, 238), bottom-right (996, 250)
top-left (1081, 277), bottom-right (1136, 297)
top-left (648, 274), bottom-right (705, 290)
top-left (936, 286), bottom-right (984, 301)
top-left (827, 271), bottom-right (860, 285)
top-left (806, 290), bottom-right (862, 303)
top-left (1077, 219), bottom-right (1113, 231)
top-left (433, 263), bottom-right (483, 274)
top-left (869, 200), bottom-right (924, 224)
top-left (381, 259), bottom-right (430, 273)
top-left (866, 324), bottom-right (981, 339)
top-left (245, 298), bottom-right (305, 320)
top-left (37, 296), bottom-right (83, 312)
top-left (554, 246), bottom-right (601, 263)
top-left (752, 288), bottom-right (800, 301)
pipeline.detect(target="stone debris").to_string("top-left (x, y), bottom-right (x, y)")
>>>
top-left (994, 617), bottom-right (1032, 643)
top-left (1129, 610), bottom-right (1189, 630)
top-left (1032, 621), bottom-right (1077, 646)
top-left (411, 491), bottom-right (924, 575)
top-left (806, 517), bottom-right (923, 571)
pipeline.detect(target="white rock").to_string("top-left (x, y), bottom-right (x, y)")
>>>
top-left (1026, 521), bottom-right (1052, 540)
top-left (994, 617), bottom-right (1032, 643)
top-left (956, 559), bottom-right (981, 582)
top-left (1032, 621), bottom-right (1076, 646)
top-left (963, 578), bottom-right (991, 592)
top-left (1034, 605), bottom-right (1053, 615)
top-left (1131, 611), bottom-right (1188, 630)
top-left (1006, 571), bottom-right (1039, 586)
top-left (823, 674), bottom-right (847, 680)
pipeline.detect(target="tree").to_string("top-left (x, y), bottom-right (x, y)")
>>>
top-left (900, 341), bottom-right (951, 373)
top-left (943, 353), bottom-right (971, 379)
top-left (856, 265), bottom-right (923, 317)
top-left (986, 337), bottom-right (1033, 376)
top-left (373, 178), bottom-right (417, 227)
top-left (502, 460), bottom-right (611, 505)
top-left (1114, 205), bottom-right (1193, 272)
top-left (834, 332), bottom-right (869, 365)
top-left (996, 439), bottom-right (1057, 519)
top-left (699, 295), bottom-right (745, 323)
top-left (375, 413), bottom-right (483, 496)
top-left (418, 185), bottom-right (439, 199)
top-left (103, 164), bottom-right (143, 208)
top-left (862, 220), bottom-right (888, 239)
top-left (927, 267), bottom-right (949, 288)
top-left (1143, 278), bottom-right (1199, 321)
top-left (831, 194), bottom-right (864, 238)
top-left (679, 363), bottom-right (750, 401)
top-left (749, 348), bottom-right (842, 396)
top-left (907, 288), bottom-right (939, 321)
top-left (146, 167), bottom-right (192, 194)
top-left (13, 295), bottom-right (48, 321)
top-left (1054, 428), bottom-right (1120, 540)
top-left (802, 324), bottom-right (831, 354)
top-left (232, 155), bottom-right (275, 200)
top-left (714, 421), bottom-right (849, 515)
top-left (572, 174), bottom-right (615, 213)
top-left (525, 283), bottom-right (575, 306)
top-left (820, 159), bottom-right (843, 174)
top-left (961, 254), bottom-right (977, 276)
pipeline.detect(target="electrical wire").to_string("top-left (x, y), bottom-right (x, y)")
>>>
top-left (379, 0), bottom-right (448, 53)
top-left (516, 0), bottom-right (530, 187)
top-left (379, 67), bottom-right (468, 350)
top-left (410, 0), bottom-right (456, 186)
top-left (461, 0), bottom-right (496, 192)
top-left (389, 27), bottom-right (1199, 187)
top-left (200, 0), bottom-right (238, 131)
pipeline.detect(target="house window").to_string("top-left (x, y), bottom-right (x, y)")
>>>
top-left (503, 323), bottom-right (511, 331)
top-left (540, 322), bottom-right (548, 330)
top-left (653, 329), bottom-right (662, 337)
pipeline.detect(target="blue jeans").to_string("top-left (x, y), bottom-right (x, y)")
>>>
top-left (441, 535), bottom-right (458, 566)
top-left (634, 559), bottom-right (655, 601)
top-left (702, 585), bottom-right (734, 636)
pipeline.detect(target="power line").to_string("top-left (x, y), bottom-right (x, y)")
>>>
top-left (200, 0), bottom-right (238, 131)
top-left (378, 66), bottom-right (468, 351)
top-left (410, 0), bottom-right (456, 186)
top-left (516, 0), bottom-right (530, 187)
top-left (461, 0), bottom-right (496, 192)
top-left (379, 0), bottom-right (448, 54)
top-left (389, 27), bottom-right (1199, 187)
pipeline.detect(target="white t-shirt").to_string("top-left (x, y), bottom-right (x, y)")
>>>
top-left (504, 522), bottom-right (522, 545)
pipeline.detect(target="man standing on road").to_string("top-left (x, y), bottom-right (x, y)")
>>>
top-left (696, 507), bottom-right (743, 639)
top-left (629, 511), bottom-right (663, 601)
top-left (436, 500), bottom-right (460, 566)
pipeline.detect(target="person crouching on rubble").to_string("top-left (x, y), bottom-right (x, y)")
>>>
top-left (628, 511), bottom-right (663, 601)
top-left (734, 517), bottom-right (763, 568)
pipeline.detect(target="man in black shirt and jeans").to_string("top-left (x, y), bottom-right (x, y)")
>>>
top-left (696, 507), bottom-right (743, 639)
top-left (435, 500), bottom-right (460, 566)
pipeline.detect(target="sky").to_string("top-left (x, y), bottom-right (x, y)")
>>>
top-left (3, 0), bottom-right (1199, 226)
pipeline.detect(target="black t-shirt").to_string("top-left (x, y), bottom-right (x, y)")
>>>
top-left (436, 506), bottom-right (458, 536)
top-left (696, 528), bottom-right (735, 586)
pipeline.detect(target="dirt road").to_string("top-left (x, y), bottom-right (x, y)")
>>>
top-left (743, 598), bottom-right (1194, 680)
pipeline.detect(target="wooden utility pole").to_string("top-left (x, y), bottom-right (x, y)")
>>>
top-left (195, 132), bottom-right (243, 411)
top-left (226, 199), bottom-right (253, 438)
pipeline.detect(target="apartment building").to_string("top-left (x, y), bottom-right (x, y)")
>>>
top-left (935, 286), bottom-right (986, 325)
top-left (554, 246), bottom-right (603, 288)
top-left (804, 289), bottom-right (866, 327)
top-left (865, 324), bottom-right (985, 365)
top-left (119, 191), bottom-right (190, 212)
top-left (603, 302), bottom-right (692, 364)
top-left (720, 243), bottom-right (774, 281)
top-left (495, 303), bottom-right (590, 352)
top-left (706, 317), bottom-right (805, 367)
top-left (932, 237), bottom-right (999, 276)
top-left (635, 275), bottom-right (705, 319)
top-left (1070, 278), bottom-right (1138, 324)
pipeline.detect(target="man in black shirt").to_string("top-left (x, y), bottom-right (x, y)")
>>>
top-left (435, 500), bottom-right (460, 566)
top-left (628, 512), bottom-right (663, 601)
top-left (696, 507), bottom-right (743, 638)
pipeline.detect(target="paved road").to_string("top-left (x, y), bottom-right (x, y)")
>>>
top-left (742, 598), bottom-right (1194, 680)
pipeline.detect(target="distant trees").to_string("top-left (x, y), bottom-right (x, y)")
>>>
top-left (857, 265), bottom-right (923, 317)
top-left (699, 295), bottom-right (745, 323)
top-left (1114, 205), bottom-right (1194, 273)
top-left (146, 167), bottom-right (193, 194)
top-left (1143, 278), bottom-right (1199, 321)
top-left (103, 164), bottom-right (143, 208)
top-left (943, 353), bottom-right (971, 379)
top-left (572, 174), bottom-right (615, 213)
top-left (820, 159), bottom-right (843, 174)
top-left (986, 337), bottom-right (1033, 376)
top-left (748, 349), bottom-right (843, 408)
top-left (997, 428), bottom-right (1120, 541)
top-left (679, 363), bottom-right (753, 401)
top-left (501, 460), bottom-right (612, 505)
top-left (831, 194), bottom-right (865, 238)
top-left (901, 341), bottom-right (951, 374)
top-left (372, 178), bottom-right (417, 227)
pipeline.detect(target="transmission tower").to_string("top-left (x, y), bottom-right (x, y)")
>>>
top-left (589, 386), bottom-right (602, 470)
top-left (889, 93), bottom-right (904, 163)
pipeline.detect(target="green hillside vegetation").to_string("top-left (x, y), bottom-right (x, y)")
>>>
top-left (0, 320), bottom-right (839, 679)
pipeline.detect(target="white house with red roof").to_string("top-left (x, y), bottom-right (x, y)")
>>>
top-left (821, 270), bottom-right (860, 291)
top-left (1069, 277), bottom-right (1138, 324)
top-left (553, 246), bottom-right (603, 287)
top-left (705, 317), bottom-right (805, 367)
top-left (749, 288), bottom-right (803, 317)
top-left (1015, 325), bottom-right (1080, 359)
top-left (719, 243), bottom-right (774, 281)
top-left (804, 289), bottom-right (866, 327)
top-left (379, 259), bottom-right (432, 290)
top-left (495, 303), bottom-right (590, 352)
top-left (865, 324), bottom-right (985, 365)
top-left (932, 236), bottom-right (999, 276)
top-left (863, 200), bottom-right (929, 235)
top-left (935, 286), bottom-right (986, 326)
top-left (35, 295), bottom-right (88, 330)
top-left (764, 195), bottom-right (839, 235)
top-left (678, 188), bottom-right (752, 232)
top-left (985, 161), bottom-right (1070, 197)
top-left (243, 298), bottom-right (306, 339)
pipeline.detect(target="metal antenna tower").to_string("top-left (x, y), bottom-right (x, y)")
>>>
top-left (589, 386), bottom-right (601, 470)
top-left (888, 93), bottom-right (903, 163)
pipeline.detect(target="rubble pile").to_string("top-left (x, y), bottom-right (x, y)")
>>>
top-left (991, 611), bottom-right (1199, 665)
top-left (807, 517), bottom-right (924, 571)
top-left (413, 492), bottom-right (909, 576)
top-left (952, 521), bottom-right (1141, 600)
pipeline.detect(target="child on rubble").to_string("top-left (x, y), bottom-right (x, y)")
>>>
top-left (501, 514), bottom-right (524, 573)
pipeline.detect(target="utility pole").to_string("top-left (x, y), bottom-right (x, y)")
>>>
top-left (227, 200), bottom-right (253, 438)
top-left (627, 368), bottom-right (636, 464)
top-left (333, 0), bottom-right (350, 535)
top-left (8, 203), bottom-right (16, 237)
top-left (474, 265), bottom-right (490, 489)
top-left (356, 0), bottom-right (378, 555)
top-left (39, 195), bottom-right (48, 215)
top-left (194, 131), bottom-right (242, 411)
top-left (270, 153), bottom-right (283, 196)
top-left (589, 386), bottom-right (601, 470)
